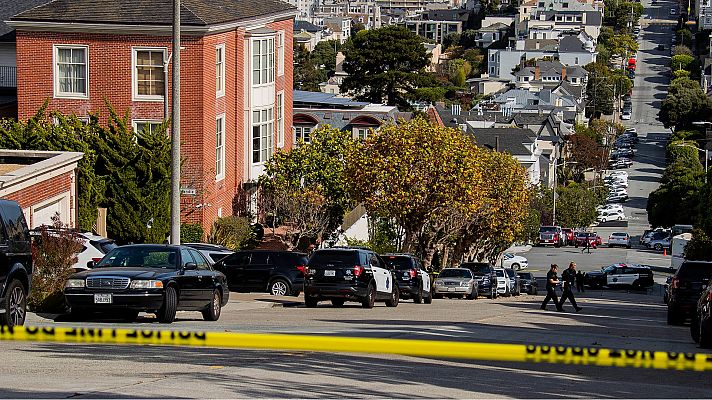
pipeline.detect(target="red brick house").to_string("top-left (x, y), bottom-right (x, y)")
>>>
top-left (8, 0), bottom-right (296, 233)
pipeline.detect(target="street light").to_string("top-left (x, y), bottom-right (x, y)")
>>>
top-left (674, 142), bottom-right (709, 183)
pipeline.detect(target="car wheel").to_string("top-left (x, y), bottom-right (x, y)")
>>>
top-left (0, 280), bottom-right (26, 328)
top-left (202, 290), bottom-right (222, 321)
top-left (626, 244), bottom-right (631, 249)
top-left (667, 306), bottom-right (684, 325)
top-left (157, 286), bottom-right (178, 323)
top-left (700, 318), bottom-right (712, 348)
top-left (362, 284), bottom-right (376, 309)
top-left (413, 285), bottom-right (423, 304)
top-left (424, 291), bottom-right (433, 304)
top-left (512, 263), bottom-right (520, 270)
top-left (691, 315), bottom-right (701, 343)
top-left (269, 279), bottom-right (290, 296)
top-left (331, 299), bottom-right (345, 307)
top-left (433, 293), bottom-right (443, 299)
top-left (305, 296), bottom-right (318, 308)
top-left (654, 243), bottom-right (663, 251)
top-left (386, 285), bottom-right (399, 307)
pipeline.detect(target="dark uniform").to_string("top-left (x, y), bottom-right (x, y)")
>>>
top-left (576, 270), bottom-right (585, 292)
top-left (560, 266), bottom-right (582, 311)
top-left (540, 267), bottom-right (562, 311)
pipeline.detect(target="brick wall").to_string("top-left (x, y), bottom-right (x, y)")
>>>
top-left (2, 171), bottom-right (74, 226)
top-left (15, 17), bottom-right (295, 235)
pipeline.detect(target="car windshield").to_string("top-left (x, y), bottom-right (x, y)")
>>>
top-left (540, 226), bottom-right (556, 233)
top-left (461, 263), bottom-right (491, 275)
top-left (495, 269), bottom-right (504, 277)
top-left (602, 265), bottom-right (616, 273)
top-left (439, 269), bottom-right (472, 279)
top-left (518, 273), bottom-right (532, 279)
top-left (95, 247), bottom-right (179, 269)
top-left (505, 269), bottom-right (515, 278)
top-left (384, 256), bottom-right (415, 270)
top-left (309, 251), bottom-right (357, 266)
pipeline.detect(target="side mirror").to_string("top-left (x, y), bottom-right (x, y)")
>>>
top-left (86, 260), bottom-right (95, 269)
top-left (183, 262), bottom-right (197, 271)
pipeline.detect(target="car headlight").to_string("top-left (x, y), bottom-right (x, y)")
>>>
top-left (435, 281), bottom-right (444, 286)
top-left (65, 279), bottom-right (85, 288)
top-left (129, 280), bottom-right (164, 289)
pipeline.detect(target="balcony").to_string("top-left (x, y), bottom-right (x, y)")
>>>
top-left (0, 66), bottom-right (16, 88)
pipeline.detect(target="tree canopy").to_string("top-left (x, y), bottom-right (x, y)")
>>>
top-left (341, 26), bottom-right (430, 108)
top-left (659, 77), bottom-right (712, 129)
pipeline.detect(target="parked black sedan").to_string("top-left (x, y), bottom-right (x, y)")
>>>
top-left (64, 244), bottom-right (229, 323)
top-left (691, 278), bottom-right (712, 348)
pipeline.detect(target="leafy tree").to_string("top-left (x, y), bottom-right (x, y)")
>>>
top-left (312, 40), bottom-right (341, 72)
top-left (462, 48), bottom-right (485, 76)
top-left (606, 34), bottom-right (639, 60)
top-left (350, 21), bottom-right (365, 37)
top-left (672, 69), bottom-right (691, 80)
top-left (341, 26), bottom-right (430, 108)
top-left (553, 184), bottom-right (601, 228)
top-left (684, 229), bottom-right (712, 261)
top-left (412, 86), bottom-right (447, 102)
top-left (671, 54), bottom-right (695, 71)
top-left (568, 134), bottom-right (606, 181)
top-left (346, 118), bottom-right (487, 267)
top-left (293, 43), bottom-right (327, 92)
top-left (660, 78), bottom-right (712, 129)
top-left (345, 217), bottom-right (399, 254)
top-left (585, 62), bottom-right (631, 116)
top-left (260, 126), bottom-right (355, 250)
top-left (442, 32), bottom-right (462, 50)
top-left (677, 28), bottom-right (693, 47)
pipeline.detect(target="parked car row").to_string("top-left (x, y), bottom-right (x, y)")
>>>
top-left (662, 260), bottom-right (712, 348)
top-left (604, 171), bottom-right (629, 204)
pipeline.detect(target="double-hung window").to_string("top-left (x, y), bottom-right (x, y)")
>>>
top-left (133, 48), bottom-right (165, 100)
top-left (54, 45), bottom-right (89, 98)
top-left (216, 44), bottom-right (225, 97)
top-left (216, 115), bottom-right (225, 180)
top-left (133, 120), bottom-right (162, 135)
top-left (252, 108), bottom-right (274, 163)
top-left (276, 91), bottom-right (284, 147)
top-left (294, 126), bottom-right (313, 144)
top-left (277, 31), bottom-right (285, 76)
top-left (252, 38), bottom-right (275, 85)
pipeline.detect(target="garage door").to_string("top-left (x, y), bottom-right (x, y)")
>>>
top-left (32, 198), bottom-right (65, 228)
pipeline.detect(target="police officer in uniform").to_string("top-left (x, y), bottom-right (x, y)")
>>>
top-left (560, 262), bottom-right (583, 312)
top-left (540, 264), bottom-right (563, 311)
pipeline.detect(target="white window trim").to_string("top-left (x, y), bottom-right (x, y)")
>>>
top-left (53, 44), bottom-right (89, 100)
top-left (216, 114), bottom-right (226, 181)
top-left (276, 90), bottom-right (284, 148)
top-left (277, 30), bottom-right (285, 76)
top-left (132, 46), bottom-right (167, 102)
top-left (216, 44), bottom-right (225, 98)
top-left (132, 119), bottom-right (163, 134)
top-left (252, 107), bottom-right (274, 165)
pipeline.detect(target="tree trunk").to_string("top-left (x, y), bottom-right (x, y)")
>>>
top-left (441, 245), bottom-right (451, 269)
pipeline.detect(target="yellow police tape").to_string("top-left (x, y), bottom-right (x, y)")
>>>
top-left (1, 325), bottom-right (711, 371)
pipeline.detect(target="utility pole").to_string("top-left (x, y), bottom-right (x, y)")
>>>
top-left (170, 0), bottom-right (181, 245)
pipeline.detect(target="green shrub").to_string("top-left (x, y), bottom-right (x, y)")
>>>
top-left (29, 217), bottom-right (84, 313)
top-left (208, 217), bottom-right (257, 250)
top-left (180, 223), bottom-right (204, 243)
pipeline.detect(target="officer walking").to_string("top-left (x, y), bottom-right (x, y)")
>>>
top-left (540, 264), bottom-right (563, 311)
top-left (560, 262), bottom-right (583, 312)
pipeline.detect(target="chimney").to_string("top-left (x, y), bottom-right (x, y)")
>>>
top-left (561, 66), bottom-right (567, 81)
top-left (495, 135), bottom-right (500, 152)
top-left (535, 64), bottom-right (541, 80)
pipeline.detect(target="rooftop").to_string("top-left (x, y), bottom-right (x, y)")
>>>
top-left (0, 150), bottom-right (83, 190)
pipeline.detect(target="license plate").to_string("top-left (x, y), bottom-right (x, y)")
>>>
top-left (447, 287), bottom-right (456, 292)
top-left (324, 270), bottom-right (335, 277)
top-left (94, 293), bottom-right (112, 304)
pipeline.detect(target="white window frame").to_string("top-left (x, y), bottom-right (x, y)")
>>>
top-left (276, 90), bottom-right (284, 147)
top-left (277, 30), bottom-right (285, 76)
top-left (252, 37), bottom-right (275, 86)
top-left (216, 114), bottom-right (226, 181)
top-left (132, 47), bottom-right (167, 102)
top-left (216, 44), bottom-right (225, 98)
top-left (132, 119), bottom-right (163, 135)
top-left (356, 128), bottom-right (368, 140)
top-left (294, 125), bottom-right (314, 144)
top-left (252, 107), bottom-right (274, 164)
top-left (53, 45), bottom-right (89, 99)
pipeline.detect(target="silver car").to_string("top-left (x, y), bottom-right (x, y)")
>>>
top-left (607, 232), bottom-right (631, 248)
top-left (433, 268), bottom-right (478, 300)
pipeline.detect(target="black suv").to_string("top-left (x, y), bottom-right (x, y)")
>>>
top-left (213, 250), bottom-right (308, 296)
top-left (460, 262), bottom-right (497, 298)
top-left (0, 200), bottom-right (32, 327)
top-left (668, 261), bottom-right (712, 325)
top-left (304, 247), bottom-right (398, 308)
top-left (383, 253), bottom-right (432, 304)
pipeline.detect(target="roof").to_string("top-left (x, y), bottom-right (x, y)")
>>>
top-left (523, 39), bottom-right (558, 51)
top-left (11, 0), bottom-right (296, 26)
top-left (294, 19), bottom-right (322, 33)
top-left (0, 0), bottom-right (50, 41)
top-left (293, 90), bottom-right (369, 108)
top-left (422, 9), bottom-right (472, 22)
top-left (469, 128), bottom-right (536, 156)
top-left (480, 22), bottom-right (510, 31)
top-left (584, 10), bottom-right (602, 26)
top-left (558, 35), bottom-right (586, 52)
top-left (565, 65), bottom-right (588, 77)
